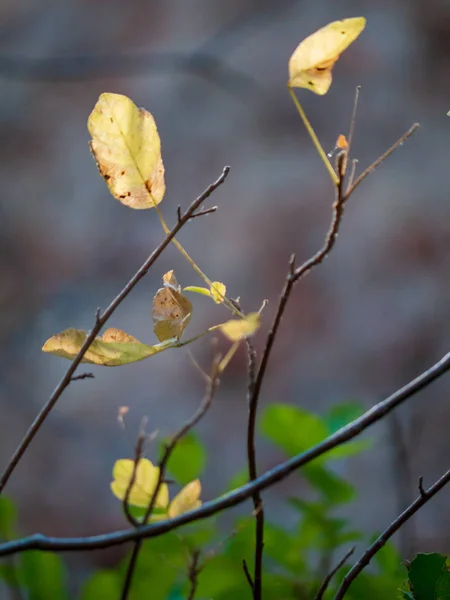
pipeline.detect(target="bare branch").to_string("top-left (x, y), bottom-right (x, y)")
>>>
top-left (246, 338), bottom-right (264, 600)
top-left (345, 123), bottom-right (420, 198)
top-left (187, 550), bottom-right (202, 600)
top-left (334, 470), bottom-right (450, 600)
top-left (1, 348), bottom-right (449, 556)
top-left (242, 558), bottom-right (254, 590)
top-left (69, 372), bottom-right (94, 382)
top-left (0, 167), bottom-right (230, 495)
top-left (314, 547), bottom-right (355, 600)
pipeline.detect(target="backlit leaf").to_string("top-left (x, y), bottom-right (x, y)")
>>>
top-left (88, 93), bottom-right (165, 209)
top-left (42, 328), bottom-right (176, 366)
top-left (110, 458), bottom-right (169, 509)
top-left (219, 312), bottom-right (260, 341)
top-left (288, 17), bottom-right (366, 94)
top-left (168, 479), bottom-right (202, 517)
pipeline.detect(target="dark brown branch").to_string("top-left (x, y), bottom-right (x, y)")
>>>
top-left (242, 558), bottom-right (254, 589)
top-left (245, 338), bottom-right (264, 600)
top-left (120, 361), bottom-right (220, 600)
top-left (1, 347), bottom-right (449, 556)
top-left (334, 471), bottom-right (450, 600)
top-left (314, 547), bottom-right (355, 600)
top-left (69, 372), bottom-right (94, 381)
top-left (187, 550), bottom-right (202, 600)
top-left (122, 433), bottom-right (147, 528)
top-left (344, 123), bottom-right (420, 199)
top-left (0, 166), bottom-right (230, 495)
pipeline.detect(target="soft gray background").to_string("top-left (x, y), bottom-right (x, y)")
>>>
top-left (1, 0), bottom-right (450, 584)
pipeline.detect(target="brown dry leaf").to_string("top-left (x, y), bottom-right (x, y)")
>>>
top-left (153, 271), bottom-right (193, 342)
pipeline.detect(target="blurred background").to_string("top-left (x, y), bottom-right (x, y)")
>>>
top-left (1, 0), bottom-right (450, 590)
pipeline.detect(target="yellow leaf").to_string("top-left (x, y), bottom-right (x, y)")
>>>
top-left (288, 17), bottom-right (366, 95)
top-left (42, 327), bottom-right (176, 366)
top-left (110, 459), bottom-right (169, 509)
top-left (88, 93), bottom-right (165, 209)
top-left (219, 312), bottom-right (260, 342)
top-left (210, 281), bottom-right (226, 304)
top-left (153, 271), bottom-right (193, 342)
top-left (168, 479), bottom-right (202, 518)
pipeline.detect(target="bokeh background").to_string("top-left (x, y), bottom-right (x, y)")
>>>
top-left (1, 0), bottom-right (450, 590)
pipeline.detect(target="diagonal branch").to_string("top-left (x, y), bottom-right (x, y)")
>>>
top-left (0, 166), bottom-right (230, 495)
top-left (314, 547), bottom-right (355, 600)
top-left (333, 472), bottom-right (450, 600)
top-left (0, 346), bottom-right (449, 556)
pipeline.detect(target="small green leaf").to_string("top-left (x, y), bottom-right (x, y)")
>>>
top-left (304, 464), bottom-right (356, 504)
top-left (183, 286), bottom-right (212, 298)
top-left (409, 553), bottom-right (450, 600)
top-left (260, 404), bottom-right (328, 457)
top-left (0, 497), bottom-right (17, 540)
top-left (81, 571), bottom-right (122, 600)
top-left (374, 540), bottom-right (401, 574)
top-left (164, 433), bottom-right (206, 486)
top-left (20, 552), bottom-right (67, 600)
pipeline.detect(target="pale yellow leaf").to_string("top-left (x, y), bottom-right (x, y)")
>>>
top-left (110, 458), bottom-right (169, 509)
top-left (288, 17), bottom-right (366, 94)
top-left (210, 281), bottom-right (226, 304)
top-left (219, 312), bottom-right (260, 342)
top-left (88, 93), bottom-right (165, 209)
top-left (153, 271), bottom-right (193, 342)
top-left (42, 328), bottom-right (176, 366)
top-left (168, 479), bottom-right (202, 518)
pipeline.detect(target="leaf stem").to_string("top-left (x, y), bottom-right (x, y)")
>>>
top-left (288, 86), bottom-right (339, 186)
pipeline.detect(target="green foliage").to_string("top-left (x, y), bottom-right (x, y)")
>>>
top-left (165, 432), bottom-right (206, 485)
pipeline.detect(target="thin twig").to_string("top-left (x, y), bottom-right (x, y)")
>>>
top-left (122, 433), bottom-right (147, 528)
top-left (120, 361), bottom-right (221, 600)
top-left (344, 123), bottom-right (420, 199)
top-left (242, 558), bottom-right (254, 589)
top-left (246, 338), bottom-right (264, 600)
top-left (314, 547), bottom-right (355, 600)
top-left (1, 348), bottom-right (449, 556)
top-left (334, 472), bottom-right (450, 600)
top-left (70, 372), bottom-right (94, 381)
top-left (187, 550), bottom-right (202, 600)
top-left (418, 476), bottom-right (425, 497)
top-left (0, 167), bottom-right (230, 495)
top-left (189, 206), bottom-right (218, 219)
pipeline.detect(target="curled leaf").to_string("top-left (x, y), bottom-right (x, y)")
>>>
top-left (219, 312), bottom-right (260, 342)
top-left (288, 17), bottom-right (366, 95)
top-left (110, 459), bottom-right (169, 509)
top-left (168, 479), bottom-right (202, 518)
top-left (42, 327), bottom-right (175, 366)
top-left (88, 93), bottom-right (165, 209)
top-left (153, 270), bottom-right (193, 342)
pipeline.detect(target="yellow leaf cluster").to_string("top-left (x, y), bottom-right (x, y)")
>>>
top-left (111, 458), bottom-right (202, 518)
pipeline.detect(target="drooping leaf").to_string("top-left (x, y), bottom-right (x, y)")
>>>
top-left (288, 17), bottom-right (366, 94)
top-left (165, 433), bottom-right (206, 485)
top-left (42, 327), bottom-right (176, 366)
top-left (153, 270), bottom-right (192, 342)
top-left (219, 312), bottom-right (260, 341)
top-left (110, 458), bottom-right (169, 509)
top-left (88, 93), bottom-right (165, 209)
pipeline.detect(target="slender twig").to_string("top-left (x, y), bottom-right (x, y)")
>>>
top-left (70, 372), bottom-right (94, 381)
top-left (0, 167), bottom-right (230, 495)
top-left (187, 550), bottom-right (202, 600)
top-left (334, 471), bottom-right (450, 600)
top-left (346, 86), bottom-right (361, 159)
top-left (245, 338), bottom-right (264, 600)
top-left (314, 547), bottom-right (355, 600)
top-left (1, 348), bottom-right (449, 556)
top-left (344, 123), bottom-right (420, 199)
top-left (242, 558), bottom-right (254, 589)
top-left (189, 206), bottom-right (218, 219)
top-left (122, 433), bottom-right (148, 528)
top-left (120, 361), bottom-right (221, 600)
